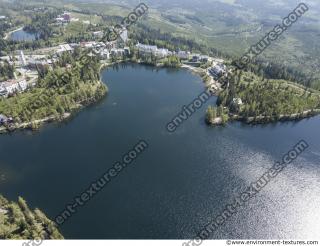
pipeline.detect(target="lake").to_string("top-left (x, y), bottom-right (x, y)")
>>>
top-left (0, 63), bottom-right (319, 239)
top-left (10, 29), bottom-right (38, 41)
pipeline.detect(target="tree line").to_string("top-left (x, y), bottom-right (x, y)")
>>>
top-left (0, 195), bottom-right (63, 239)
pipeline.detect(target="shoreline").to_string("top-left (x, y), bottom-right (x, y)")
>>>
top-left (0, 113), bottom-right (71, 133)
top-left (3, 26), bottom-right (24, 40)
top-left (99, 60), bottom-right (219, 89)
top-left (181, 64), bottom-right (222, 94)
top-left (0, 60), bottom-right (213, 134)
top-left (0, 80), bottom-right (108, 134)
top-left (94, 62), bottom-right (320, 127)
top-left (207, 109), bottom-right (320, 126)
top-left (233, 109), bottom-right (320, 124)
top-left (3, 60), bottom-right (318, 133)
top-left (104, 60), bottom-right (221, 93)
top-left (0, 60), bottom-right (125, 134)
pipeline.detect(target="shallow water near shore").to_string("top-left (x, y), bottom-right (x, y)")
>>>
top-left (0, 63), bottom-right (319, 239)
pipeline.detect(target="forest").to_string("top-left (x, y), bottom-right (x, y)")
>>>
top-left (0, 195), bottom-right (63, 239)
top-left (1, 1), bottom-right (320, 127)
top-left (214, 71), bottom-right (320, 124)
top-left (0, 48), bottom-right (107, 126)
top-left (23, 10), bottom-right (59, 41)
top-left (1, 1), bottom-right (319, 90)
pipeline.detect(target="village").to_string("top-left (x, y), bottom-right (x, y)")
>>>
top-left (0, 11), bottom-right (228, 127)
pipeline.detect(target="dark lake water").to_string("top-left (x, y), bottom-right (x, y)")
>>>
top-left (0, 63), bottom-right (319, 239)
top-left (10, 29), bottom-right (37, 41)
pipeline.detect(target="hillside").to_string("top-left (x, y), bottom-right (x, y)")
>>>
top-left (29, 0), bottom-right (318, 89)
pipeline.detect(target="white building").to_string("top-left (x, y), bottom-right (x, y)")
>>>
top-left (0, 78), bottom-right (28, 96)
top-left (212, 58), bottom-right (225, 64)
top-left (232, 98), bottom-right (243, 106)
top-left (55, 17), bottom-right (65, 23)
top-left (136, 43), bottom-right (158, 54)
top-left (93, 31), bottom-right (104, 38)
top-left (2, 81), bottom-right (20, 94)
top-left (99, 49), bottom-right (110, 59)
top-left (209, 64), bottom-right (227, 78)
top-left (177, 51), bottom-right (190, 60)
top-left (155, 48), bottom-right (170, 58)
top-left (81, 41), bottom-right (97, 49)
top-left (18, 79), bottom-right (28, 91)
top-left (110, 48), bottom-right (125, 57)
top-left (56, 44), bottom-right (73, 54)
top-left (56, 12), bottom-right (71, 23)
top-left (136, 43), bottom-right (171, 58)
